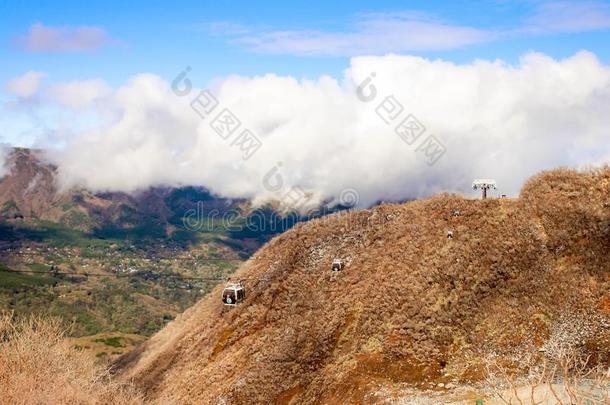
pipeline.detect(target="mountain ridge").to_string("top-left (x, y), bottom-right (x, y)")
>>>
top-left (117, 167), bottom-right (610, 404)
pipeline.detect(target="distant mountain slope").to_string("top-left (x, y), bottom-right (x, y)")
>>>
top-left (117, 167), bottom-right (610, 404)
top-left (0, 148), bottom-right (244, 238)
top-left (0, 147), bottom-right (350, 254)
top-left (0, 148), bottom-right (62, 220)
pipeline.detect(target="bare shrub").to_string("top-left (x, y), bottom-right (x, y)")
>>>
top-left (485, 346), bottom-right (609, 405)
top-left (0, 312), bottom-right (142, 404)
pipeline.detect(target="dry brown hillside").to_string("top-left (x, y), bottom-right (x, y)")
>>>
top-left (0, 314), bottom-right (142, 404)
top-left (116, 168), bottom-right (610, 404)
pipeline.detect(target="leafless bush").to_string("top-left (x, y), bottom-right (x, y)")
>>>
top-left (0, 312), bottom-right (142, 404)
top-left (485, 346), bottom-right (609, 405)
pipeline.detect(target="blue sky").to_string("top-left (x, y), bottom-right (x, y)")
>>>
top-left (2, 1), bottom-right (610, 202)
top-left (2, 0), bottom-right (610, 88)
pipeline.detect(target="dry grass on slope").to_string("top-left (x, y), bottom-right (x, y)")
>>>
top-left (117, 167), bottom-right (610, 405)
top-left (0, 313), bottom-right (142, 405)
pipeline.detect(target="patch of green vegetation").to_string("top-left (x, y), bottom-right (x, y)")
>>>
top-left (61, 202), bottom-right (75, 211)
top-left (1, 200), bottom-right (20, 215)
top-left (61, 210), bottom-right (91, 229)
top-left (0, 221), bottom-right (120, 249)
top-left (35, 221), bottom-right (114, 248)
top-left (168, 228), bottom-right (201, 245)
top-left (93, 336), bottom-right (124, 348)
top-left (62, 304), bottom-right (105, 336)
top-left (27, 263), bottom-right (49, 273)
top-left (215, 260), bottom-right (238, 271)
top-left (92, 221), bottom-right (167, 241)
top-left (0, 264), bottom-right (56, 288)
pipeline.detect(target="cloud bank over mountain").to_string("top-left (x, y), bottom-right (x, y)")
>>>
top-left (0, 145), bottom-right (9, 178)
top-left (5, 51), bottom-right (610, 208)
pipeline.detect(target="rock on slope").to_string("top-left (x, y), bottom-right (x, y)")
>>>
top-left (117, 168), bottom-right (610, 404)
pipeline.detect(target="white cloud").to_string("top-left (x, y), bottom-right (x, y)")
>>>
top-left (234, 13), bottom-right (492, 56)
top-left (2, 75), bottom-right (116, 151)
top-left (524, 1), bottom-right (610, 34)
top-left (0, 144), bottom-right (10, 178)
top-left (39, 51), bottom-right (610, 208)
top-left (5, 71), bottom-right (47, 98)
top-left (47, 79), bottom-right (112, 109)
top-left (14, 23), bottom-right (111, 53)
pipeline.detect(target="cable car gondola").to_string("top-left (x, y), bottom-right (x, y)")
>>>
top-left (331, 258), bottom-right (345, 272)
top-left (222, 281), bottom-right (245, 305)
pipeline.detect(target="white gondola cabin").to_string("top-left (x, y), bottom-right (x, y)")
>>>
top-left (331, 258), bottom-right (345, 272)
top-left (222, 281), bottom-right (245, 305)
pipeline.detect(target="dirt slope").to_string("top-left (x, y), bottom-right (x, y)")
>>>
top-left (117, 168), bottom-right (610, 404)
